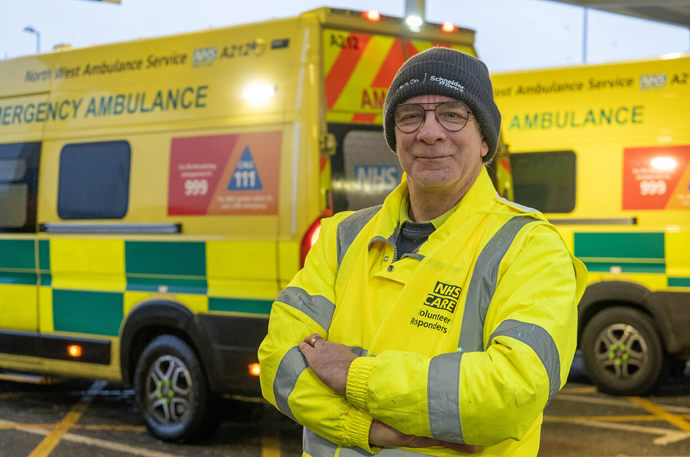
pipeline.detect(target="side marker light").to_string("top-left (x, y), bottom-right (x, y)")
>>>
top-left (67, 345), bottom-right (83, 358)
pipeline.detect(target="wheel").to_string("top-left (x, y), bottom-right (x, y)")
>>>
top-left (581, 307), bottom-right (667, 396)
top-left (134, 335), bottom-right (217, 442)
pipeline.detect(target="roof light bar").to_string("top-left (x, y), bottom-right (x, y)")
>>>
top-left (441, 21), bottom-right (456, 33)
top-left (405, 15), bottom-right (423, 32)
top-left (364, 10), bottom-right (381, 22)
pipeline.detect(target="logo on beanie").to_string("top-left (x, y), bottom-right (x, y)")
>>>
top-left (430, 75), bottom-right (465, 93)
top-left (395, 73), bottom-right (465, 94)
top-left (396, 78), bottom-right (420, 92)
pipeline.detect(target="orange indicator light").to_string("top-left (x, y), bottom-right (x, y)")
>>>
top-left (249, 362), bottom-right (261, 376)
top-left (67, 345), bottom-right (83, 358)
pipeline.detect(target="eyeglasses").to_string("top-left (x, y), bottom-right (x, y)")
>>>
top-left (394, 102), bottom-right (472, 133)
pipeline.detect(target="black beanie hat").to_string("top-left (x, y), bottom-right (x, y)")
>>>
top-left (383, 47), bottom-right (501, 163)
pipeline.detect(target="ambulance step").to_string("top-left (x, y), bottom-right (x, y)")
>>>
top-left (0, 371), bottom-right (53, 384)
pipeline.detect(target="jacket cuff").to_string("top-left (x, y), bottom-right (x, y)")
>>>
top-left (343, 407), bottom-right (380, 454)
top-left (346, 356), bottom-right (376, 411)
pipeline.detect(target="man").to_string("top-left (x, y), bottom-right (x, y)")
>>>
top-left (259, 47), bottom-right (586, 456)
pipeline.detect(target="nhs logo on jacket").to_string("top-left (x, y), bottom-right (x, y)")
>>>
top-left (424, 281), bottom-right (462, 313)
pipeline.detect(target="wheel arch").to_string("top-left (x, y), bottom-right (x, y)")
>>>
top-left (119, 300), bottom-right (219, 391)
top-left (577, 280), bottom-right (674, 352)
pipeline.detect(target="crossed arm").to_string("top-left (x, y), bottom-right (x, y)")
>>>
top-left (299, 334), bottom-right (478, 453)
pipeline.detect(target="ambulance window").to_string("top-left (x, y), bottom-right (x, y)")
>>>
top-left (510, 150), bottom-right (576, 213)
top-left (58, 141), bottom-right (131, 219)
top-left (329, 124), bottom-right (402, 212)
top-left (0, 142), bottom-right (40, 233)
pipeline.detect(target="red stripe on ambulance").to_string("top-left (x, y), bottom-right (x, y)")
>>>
top-left (351, 113), bottom-right (377, 123)
top-left (371, 38), bottom-right (405, 88)
top-left (325, 33), bottom-right (372, 109)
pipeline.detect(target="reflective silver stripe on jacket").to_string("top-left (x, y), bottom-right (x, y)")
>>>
top-left (273, 346), bottom-right (308, 421)
top-left (274, 345), bottom-right (368, 424)
top-left (304, 428), bottom-right (438, 456)
top-left (303, 428), bottom-right (338, 457)
top-left (489, 319), bottom-right (561, 403)
top-left (276, 287), bottom-right (335, 331)
top-left (427, 352), bottom-right (464, 442)
top-left (350, 346), bottom-right (368, 357)
top-left (458, 215), bottom-right (536, 353)
top-left (337, 205), bottom-right (381, 267)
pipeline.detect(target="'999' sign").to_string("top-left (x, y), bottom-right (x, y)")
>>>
top-left (622, 146), bottom-right (690, 210)
top-left (168, 132), bottom-right (281, 216)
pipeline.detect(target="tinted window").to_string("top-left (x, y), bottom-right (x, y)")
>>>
top-left (510, 150), bottom-right (576, 213)
top-left (58, 141), bottom-right (131, 219)
top-left (0, 142), bottom-right (40, 232)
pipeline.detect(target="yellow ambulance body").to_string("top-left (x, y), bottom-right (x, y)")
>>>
top-left (492, 54), bottom-right (690, 396)
top-left (0, 7), bottom-right (481, 441)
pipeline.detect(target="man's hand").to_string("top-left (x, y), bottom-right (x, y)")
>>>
top-left (299, 336), bottom-right (478, 454)
top-left (298, 334), bottom-right (356, 395)
top-left (369, 420), bottom-right (478, 454)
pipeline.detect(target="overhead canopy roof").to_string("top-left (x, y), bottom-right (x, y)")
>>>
top-left (550, 1), bottom-right (690, 28)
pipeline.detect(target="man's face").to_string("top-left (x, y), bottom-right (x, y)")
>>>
top-left (394, 94), bottom-right (489, 196)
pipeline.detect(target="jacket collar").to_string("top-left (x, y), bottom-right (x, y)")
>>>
top-left (378, 168), bottom-right (496, 230)
top-left (366, 168), bottom-right (498, 253)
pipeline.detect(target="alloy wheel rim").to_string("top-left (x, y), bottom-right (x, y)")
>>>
top-left (144, 354), bottom-right (193, 424)
top-left (594, 323), bottom-right (647, 379)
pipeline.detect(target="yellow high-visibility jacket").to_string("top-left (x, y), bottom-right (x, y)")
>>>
top-left (259, 168), bottom-right (587, 456)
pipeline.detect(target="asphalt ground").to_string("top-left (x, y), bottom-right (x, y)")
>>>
top-left (539, 356), bottom-right (690, 456)
top-left (0, 354), bottom-right (688, 457)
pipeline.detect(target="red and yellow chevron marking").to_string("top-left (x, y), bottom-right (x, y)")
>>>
top-left (323, 29), bottom-right (477, 125)
top-left (324, 30), bottom-right (400, 121)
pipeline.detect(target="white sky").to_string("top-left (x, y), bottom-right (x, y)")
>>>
top-left (1, 0), bottom-right (688, 72)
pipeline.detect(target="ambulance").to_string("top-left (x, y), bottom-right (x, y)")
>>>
top-left (0, 7), bottom-right (493, 441)
top-left (492, 54), bottom-right (690, 396)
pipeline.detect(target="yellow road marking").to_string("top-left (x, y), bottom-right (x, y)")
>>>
top-left (544, 415), bottom-right (690, 445)
top-left (0, 392), bottom-right (25, 399)
top-left (0, 421), bottom-right (144, 431)
top-left (75, 424), bottom-right (146, 431)
top-left (545, 414), bottom-right (690, 422)
top-left (61, 432), bottom-right (184, 457)
top-left (25, 379), bottom-right (107, 457)
top-left (262, 426), bottom-right (281, 457)
top-left (28, 401), bottom-right (89, 457)
top-left (560, 386), bottom-right (597, 394)
top-left (556, 392), bottom-right (690, 414)
top-left (629, 396), bottom-right (690, 433)
top-left (0, 418), bottom-right (183, 457)
top-left (556, 392), bottom-right (646, 408)
top-left (0, 423), bottom-right (53, 429)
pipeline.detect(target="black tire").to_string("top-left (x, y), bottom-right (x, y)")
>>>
top-left (134, 334), bottom-right (217, 442)
top-left (581, 306), bottom-right (667, 396)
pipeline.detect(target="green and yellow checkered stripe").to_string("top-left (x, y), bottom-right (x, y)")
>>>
top-left (0, 238), bottom-right (275, 338)
top-left (0, 239), bottom-right (37, 284)
top-left (574, 232), bottom-right (666, 273)
top-left (3, 233), bottom-right (686, 338)
top-left (573, 232), bottom-right (690, 288)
